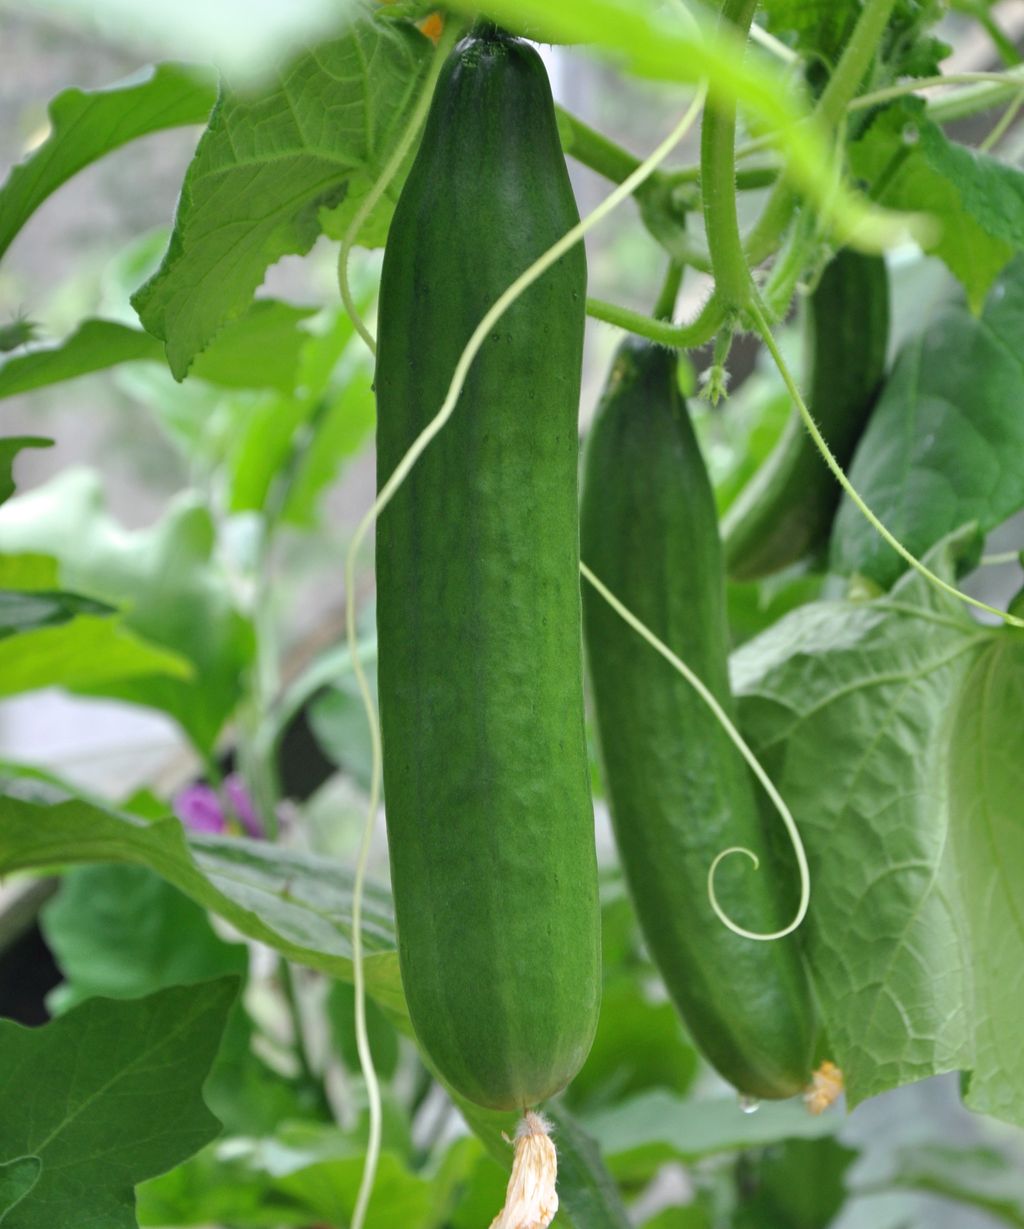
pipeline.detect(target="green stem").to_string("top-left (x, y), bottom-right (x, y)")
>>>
top-left (279, 957), bottom-right (332, 1115)
top-left (743, 0), bottom-right (898, 264)
top-left (586, 292), bottom-right (725, 349)
top-left (556, 105), bottom-right (646, 184)
top-left (653, 260), bottom-right (684, 319)
top-left (701, 0), bottom-right (759, 309)
top-left (818, 0), bottom-right (899, 129)
top-left (853, 70), bottom-right (1024, 115)
top-left (980, 91), bottom-right (1024, 153)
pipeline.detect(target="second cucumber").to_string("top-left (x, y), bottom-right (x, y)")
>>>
top-left (581, 337), bottom-right (818, 1099)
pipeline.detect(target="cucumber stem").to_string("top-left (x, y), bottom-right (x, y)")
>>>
top-left (587, 292), bottom-right (725, 349)
top-left (556, 105), bottom-right (646, 184)
top-left (700, 0), bottom-right (759, 309)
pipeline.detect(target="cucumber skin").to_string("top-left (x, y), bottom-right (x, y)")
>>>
top-left (581, 339), bottom-right (817, 1099)
top-left (723, 250), bottom-right (890, 580)
top-left (374, 31), bottom-right (600, 1112)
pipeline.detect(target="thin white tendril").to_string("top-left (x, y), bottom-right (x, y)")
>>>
top-left (579, 562), bottom-right (810, 942)
top-left (344, 80), bottom-right (707, 1229)
top-left (338, 21), bottom-right (460, 356)
top-left (748, 295), bottom-right (1024, 630)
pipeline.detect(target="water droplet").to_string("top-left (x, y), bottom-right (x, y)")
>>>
top-left (738, 1094), bottom-right (761, 1115)
top-left (902, 123), bottom-right (920, 146)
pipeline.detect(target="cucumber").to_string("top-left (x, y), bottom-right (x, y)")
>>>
top-left (581, 338), bottom-right (817, 1099)
top-left (722, 249), bottom-right (890, 580)
top-left (374, 27), bottom-right (600, 1112)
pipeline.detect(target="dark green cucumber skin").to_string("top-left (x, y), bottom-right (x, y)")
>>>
top-left (375, 31), bottom-right (599, 1112)
top-left (581, 339), bottom-right (816, 1099)
top-left (723, 249), bottom-right (890, 580)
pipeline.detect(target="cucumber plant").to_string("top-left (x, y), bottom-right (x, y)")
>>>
top-left (1, 3), bottom-right (1024, 1229)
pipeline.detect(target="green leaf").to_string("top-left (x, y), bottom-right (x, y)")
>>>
top-left (132, 10), bottom-right (432, 378)
top-left (0, 614), bottom-right (191, 699)
top-left (41, 864), bottom-right (247, 1011)
top-left (0, 555), bottom-right (59, 590)
top-left (830, 257), bottom-right (1024, 587)
top-left (947, 638), bottom-right (1024, 1124)
top-left (0, 788), bottom-right (403, 1013)
top-left (850, 100), bottom-right (1018, 309)
top-left (0, 322), bottom-right (163, 400)
top-left (189, 300), bottom-right (319, 392)
top-left (0, 470), bottom-right (252, 750)
top-left (734, 1137), bottom-right (858, 1229)
top-left (0, 589), bottom-right (111, 638)
top-left (138, 1125), bottom-right (444, 1229)
top-left (884, 1145), bottom-right (1024, 1227)
top-left (224, 300), bottom-right (375, 521)
top-left (734, 534), bottom-right (1024, 1125)
top-left (0, 438), bottom-right (50, 507)
top-left (582, 1091), bottom-right (836, 1185)
top-left (0, 1158), bottom-right (41, 1223)
top-left (0, 980), bottom-right (236, 1229)
top-left (0, 787), bottom-right (631, 1229)
top-left (40, 864), bottom-right (313, 1136)
top-left (0, 63), bottom-right (216, 262)
top-left (0, 304), bottom-right (319, 403)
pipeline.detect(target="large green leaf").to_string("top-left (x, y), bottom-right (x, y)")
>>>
top-left (0, 470), bottom-right (252, 751)
top-left (132, 8), bottom-right (431, 378)
top-left (0, 64), bottom-right (215, 262)
top-left (734, 534), bottom-right (1024, 1125)
top-left (0, 980), bottom-right (236, 1229)
top-left (830, 258), bottom-right (1024, 587)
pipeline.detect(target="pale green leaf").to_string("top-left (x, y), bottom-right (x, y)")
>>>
top-left (0, 614), bottom-right (191, 699)
top-left (132, 9), bottom-right (431, 378)
top-left (851, 101), bottom-right (1016, 309)
top-left (0, 64), bottom-right (216, 261)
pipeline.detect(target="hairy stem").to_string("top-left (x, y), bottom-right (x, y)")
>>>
top-left (557, 105), bottom-right (646, 183)
top-left (587, 292), bottom-right (725, 349)
top-left (701, 0), bottom-right (760, 309)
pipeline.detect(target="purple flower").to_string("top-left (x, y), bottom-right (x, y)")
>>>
top-left (174, 773), bottom-right (265, 838)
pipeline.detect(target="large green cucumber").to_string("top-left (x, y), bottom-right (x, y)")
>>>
top-left (374, 27), bottom-right (600, 1112)
top-left (722, 249), bottom-right (890, 580)
top-left (581, 339), bottom-right (817, 1099)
